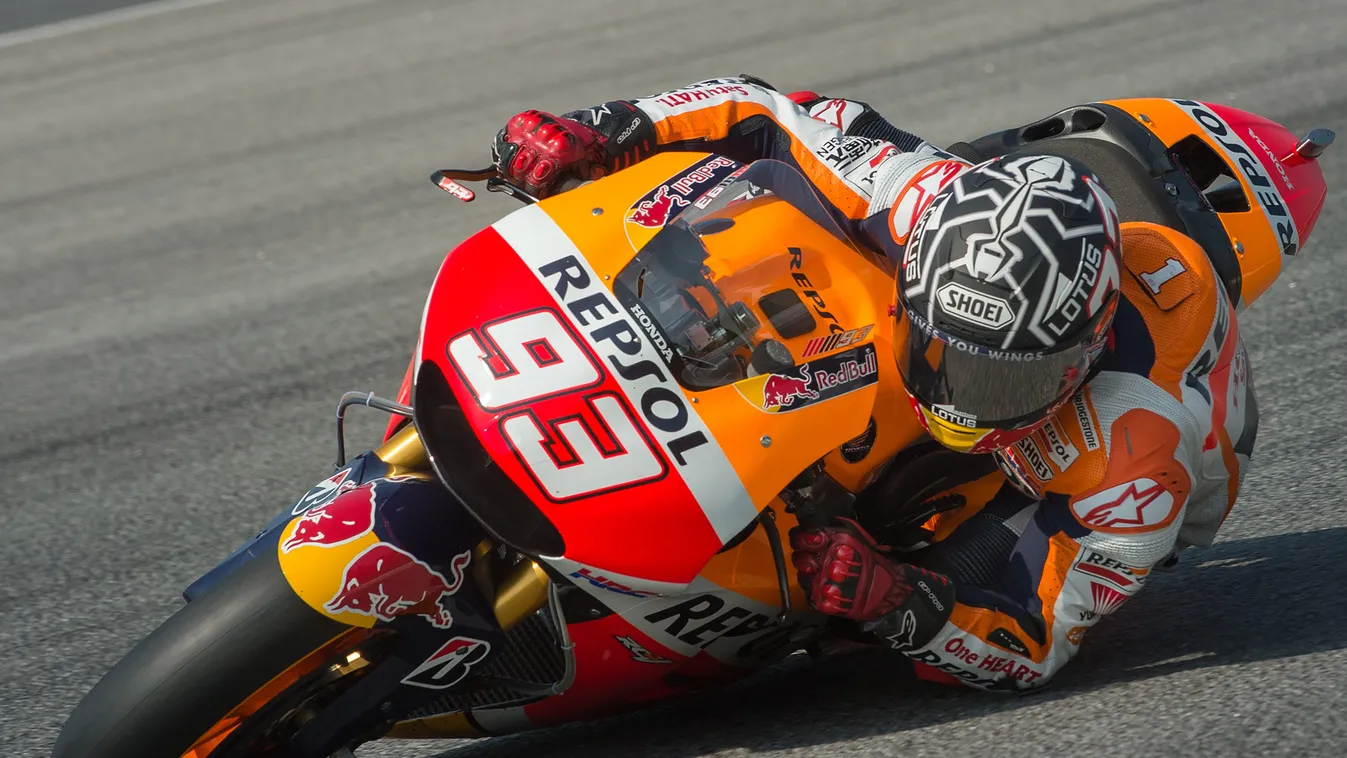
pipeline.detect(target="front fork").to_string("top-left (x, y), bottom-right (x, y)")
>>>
top-left (185, 412), bottom-right (555, 634)
top-left (359, 361), bottom-right (556, 631)
top-left (280, 410), bottom-right (571, 752)
top-left (352, 420), bottom-right (556, 633)
top-left (175, 387), bottom-right (572, 755)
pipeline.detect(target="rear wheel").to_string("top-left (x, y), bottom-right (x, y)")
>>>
top-left (53, 547), bottom-right (378, 758)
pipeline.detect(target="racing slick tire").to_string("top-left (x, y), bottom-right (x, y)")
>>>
top-left (52, 547), bottom-right (353, 758)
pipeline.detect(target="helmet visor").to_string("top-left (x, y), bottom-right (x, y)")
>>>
top-left (896, 306), bottom-right (1101, 433)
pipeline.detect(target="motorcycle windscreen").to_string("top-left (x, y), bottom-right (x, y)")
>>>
top-left (608, 159), bottom-right (859, 393)
top-left (414, 161), bottom-right (875, 585)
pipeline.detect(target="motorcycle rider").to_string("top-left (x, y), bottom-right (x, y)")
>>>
top-left (491, 76), bottom-right (1258, 691)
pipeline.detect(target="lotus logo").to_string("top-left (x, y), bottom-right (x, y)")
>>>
top-left (936, 282), bottom-right (1014, 329)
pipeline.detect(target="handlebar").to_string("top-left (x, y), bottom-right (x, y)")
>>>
top-left (431, 167), bottom-right (538, 205)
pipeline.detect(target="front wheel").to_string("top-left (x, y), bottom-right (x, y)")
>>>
top-left (53, 547), bottom-right (371, 758)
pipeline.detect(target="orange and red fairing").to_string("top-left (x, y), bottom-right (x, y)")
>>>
top-left (1103, 98), bottom-right (1331, 307)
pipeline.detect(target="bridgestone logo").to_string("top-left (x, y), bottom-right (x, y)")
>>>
top-left (628, 304), bottom-right (674, 362)
top-left (1072, 393), bottom-right (1100, 451)
top-left (937, 282), bottom-right (1013, 330)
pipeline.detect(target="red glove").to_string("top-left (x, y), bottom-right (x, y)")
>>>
top-left (789, 518), bottom-right (915, 622)
top-left (492, 110), bottom-right (608, 199)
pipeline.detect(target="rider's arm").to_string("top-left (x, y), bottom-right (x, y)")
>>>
top-left (564, 76), bottom-right (963, 241)
top-left (566, 76), bottom-right (937, 167)
top-left (788, 92), bottom-right (932, 154)
top-left (873, 398), bottom-right (1207, 691)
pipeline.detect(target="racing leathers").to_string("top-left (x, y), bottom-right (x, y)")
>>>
top-left (531, 76), bottom-right (1256, 692)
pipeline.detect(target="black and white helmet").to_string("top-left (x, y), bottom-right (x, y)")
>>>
top-left (894, 152), bottom-right (1122, 453)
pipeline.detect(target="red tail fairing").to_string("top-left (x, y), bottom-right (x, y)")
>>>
top-left (1205, 103), bottom-right (1330, 250)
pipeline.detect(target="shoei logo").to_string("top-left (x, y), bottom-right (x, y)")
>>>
top-left (936, 282), bottom-right (1014, 330)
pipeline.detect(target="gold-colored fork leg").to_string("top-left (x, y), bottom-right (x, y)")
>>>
top-left (373, 424), bottom-right (430, 473)
top-left (373, 424), bottom-right (551, 629)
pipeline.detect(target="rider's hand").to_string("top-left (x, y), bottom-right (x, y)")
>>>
top-left (789, 518), bottom-right (916, 622)
top-left (492, 110), bottom-right (608, 199)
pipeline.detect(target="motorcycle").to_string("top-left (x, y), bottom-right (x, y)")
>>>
top-left (53, 97), bottom-right (1331, 758)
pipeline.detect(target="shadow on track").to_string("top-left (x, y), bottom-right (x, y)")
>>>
top-left (428, 527), bottom-right (1347, 757)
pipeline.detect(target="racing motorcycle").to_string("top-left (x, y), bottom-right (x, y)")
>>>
top-left (53, 97), bottom-right (1331, 758)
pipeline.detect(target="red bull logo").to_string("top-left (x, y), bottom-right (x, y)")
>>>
top-left (324, 544), bottom-right (471, 629)
top-left (761, 367), bottom-right (819, 409)
top-left (282, 479), bottom-right (380, 553)
top-left (629, 185), bottom-right (689, 228)
top-left (624, 157), bottom-right (740, 251)
top-left (737, 344), bottom-right (881, 414)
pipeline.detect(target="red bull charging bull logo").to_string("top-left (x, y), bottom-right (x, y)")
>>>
top-left (625, 155), bottom-right (741, 231)
top-left (324, 544), bottom-right (472, 629)
top-left (761, 366), bottom-right (820, 409)
top-left (736, 344), bottom-right (881, 413)
top-left (629, 185), bottom-right (689, 228)
top-left (282, 479), bottom-right (380, 553)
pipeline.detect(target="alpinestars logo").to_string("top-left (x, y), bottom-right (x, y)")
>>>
top-left (1070, 478), bottom-right (1177, 532)
top-left (885, 610), bottom-right (919, 650)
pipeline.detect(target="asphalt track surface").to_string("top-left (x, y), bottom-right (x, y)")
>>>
top-left (2, 0), bottom-right (1345, 756)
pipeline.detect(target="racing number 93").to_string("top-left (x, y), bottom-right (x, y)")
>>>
top-left (446, 307), bottom-right (669, 502)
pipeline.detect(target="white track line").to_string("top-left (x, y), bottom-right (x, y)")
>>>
top-left (0, 0), bottom-right (236, 51)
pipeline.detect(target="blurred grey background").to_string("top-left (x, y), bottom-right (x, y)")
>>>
top-left (2, 0), bottom-right (162, 34)
top-left (1, 0), bottom-right (1344, 756)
